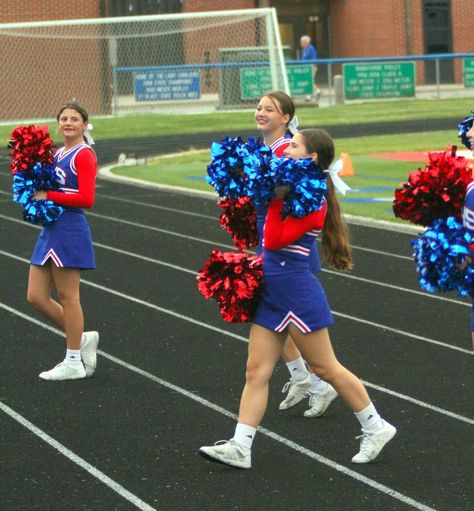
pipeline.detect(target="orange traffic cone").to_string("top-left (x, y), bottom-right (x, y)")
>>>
top-left (339, 152), bottom-right (354, 177)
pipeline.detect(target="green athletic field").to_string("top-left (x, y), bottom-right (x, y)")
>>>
top-left (3, 97), bottom-right (470, 223)
top-left (104, 95), bottom-right (470, 223)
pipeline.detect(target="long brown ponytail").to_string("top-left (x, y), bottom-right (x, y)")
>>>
top-left (299, 129), bottom-right (353, 271)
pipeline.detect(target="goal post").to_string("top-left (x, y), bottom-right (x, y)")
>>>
top-left (0, 8), bottom-right (288, 121)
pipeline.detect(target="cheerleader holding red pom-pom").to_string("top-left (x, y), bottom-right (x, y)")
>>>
top-left (199, 129), bottom-right (397, 468)
top-left (28, 102), bottom-right (99, 381)
top-left (255, 91), bottom-right (339, 417)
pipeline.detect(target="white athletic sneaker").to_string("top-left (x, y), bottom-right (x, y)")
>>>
top-left (39, 361), bottom-right (86, 381)
top-left (351, 420), bottom-right (397, 463)
top-left (278, 373), bottom-right (311, 410)
top-left (304, 384), bottom-right (338, 417)
top-left (81, 331), bottom-right (99, 377)
top-left (198, 440), bottom-right (251, 469)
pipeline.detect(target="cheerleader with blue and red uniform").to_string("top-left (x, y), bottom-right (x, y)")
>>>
top-left (29, 102), bottom-right (99, 381)
top-left (254, 91), bottom-right (339, 416)
top-left (199, 128), bottom-right (397, 468)
top-left (461, 119), bottom-right (474, 350)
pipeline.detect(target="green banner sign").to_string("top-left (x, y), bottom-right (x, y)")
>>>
top-left (343, 62), bottom-right (415, 100)
top-left (464, 59), bottom-right (474, 88)
top-left (240, 64), bottom-right (313, 99)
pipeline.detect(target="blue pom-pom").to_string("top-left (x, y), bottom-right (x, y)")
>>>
top-left (31, 162), bottom-right (62, 192)
top-left (12, 164), bottom-right (64, 225)
top-left (206, 137), bottom-right (270, 198)
top-left (12, 171), bottom-right (35, 205)
top-left (457, 111), bottom-right (474, 149)
top-left (411, 216), bottom-right (474, 296)
top-left (270, 157), bottom-right (328, 218)
top-left (22, 199), bottom-right (64, 226)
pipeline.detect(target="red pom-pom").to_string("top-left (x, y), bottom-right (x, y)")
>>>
top-left (393, 150), bottom-right (473, 226)
top-left (8, 125), bottom-right (55, 174)
top-left (196, 249), bottom-right (263, 323)
top-left (217, 197), bottom-right (258, 250)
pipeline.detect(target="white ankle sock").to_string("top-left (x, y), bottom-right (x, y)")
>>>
top-left (233, 423), bottom-right (256, 451)
top-left (354, 402), bottom-right (384, 431)
top-left (286, 357), bottom-right (309, 382)
top-left (65, 349), bottom-right (82, 366)
top-left (309, 373), bottom-right (328, 393)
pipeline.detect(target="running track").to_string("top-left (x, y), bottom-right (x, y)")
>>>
top-left (0, 168), bottom-right (472, 511)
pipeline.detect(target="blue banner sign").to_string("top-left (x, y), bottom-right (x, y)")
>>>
top-left (134, 70), bottom-right (201, 101)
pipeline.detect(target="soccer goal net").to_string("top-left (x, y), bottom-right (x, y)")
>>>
top-left (0, 8), bottom-right (288, 121)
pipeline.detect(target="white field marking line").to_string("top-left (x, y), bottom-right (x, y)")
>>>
top-left (91, 190), bottom-right (416, 260)
top-left (4, 206), bottom-right (461, 308)
top-left (323, 267), bottom-right (469, 307)
top-left (0, 305), bottom-right (439, 511)
top-left (0, 189), bottom-right (416, 262)
top-left (94, 177), bottom-right (422, 236)
top-left (332, 311), bottom-right (473, 355)
top-left (1, 271), bottom-right (473, 425)
top-left (95, 192), bottom-right (217, 220)
top-left (79, 212), bottom-right (474, 307)
top-left (0, 251), bottom-right (246, 343)
top-left (350, 244), bottom-right (413, 261)
top-left (360, 380), bottom-right (474, 425)
top-left (0, 236), bottom-right (472, 356)
top-left (87, 211), bottom-right (237, 250)
top-left (0, 215), bottom-right (464, 355)
top-left (0, 401), bottom-right (157, 511)
top-left (95, 193), bottom-right (414, 261)
top-left (0, 214), bottom-right (470, 350)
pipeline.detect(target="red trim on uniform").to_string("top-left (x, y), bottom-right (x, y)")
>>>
top-left (275, 311), bottom-right (311, 333)
top-left (41, 248), bottom-right (63, 267)
top-left (270, 137), bottom-right (290, 158)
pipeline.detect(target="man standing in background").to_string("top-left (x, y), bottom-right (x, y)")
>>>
top-left (300, 35), bottom-right (321, 106)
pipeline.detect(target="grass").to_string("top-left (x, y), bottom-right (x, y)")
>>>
top-left (110, 129), bottom-right (464, 223)
top-left (0, 96), bottom-right (470, 143)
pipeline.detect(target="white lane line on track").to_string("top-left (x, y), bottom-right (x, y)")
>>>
top-left (76, 212), bottom-right (473, 307)
top-left (1, 281), bottom-right (473, 425)
top-left (0, 210), bottom-right (467, 309)
top-left (0, 189), bottom-right (419, 263)
top-left (0, 402), bottom-right (157, 511)
top-left (0, 303), bottom-right (438, 511)
top-left (0, 245), bottom-right (472, 355)
top-left (92, 191), bottom-right (415, 261)
top-left (1, 239), bottom-right (473, 358)
top-left (95, 192), bottom-right (217, 220)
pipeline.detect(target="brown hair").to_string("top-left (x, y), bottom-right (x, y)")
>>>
top-left (56, 101), bottom-right (89, 122)
top-left (299, 128), bottom-right (353, 271)
top-left (261, 90), bottom-right (295, 131)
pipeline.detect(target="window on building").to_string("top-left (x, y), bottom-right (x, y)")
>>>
top-left (107, 0), bottom-right (181, 16)
top-left (422, 0), bottom-right (453, 83)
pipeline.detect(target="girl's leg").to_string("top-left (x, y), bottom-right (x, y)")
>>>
top-left (287, 325), bottom-right (369, 411)
top-left (237, 324), bottom-right (286, 427)
top-left (288, 325), bottom-right (396, 463)
top-left (38, 266), bottom-right (87, 381)
top-left (50, 266), bottom-right (83, 350)
top-left (27, 264), bottom-right (65, 330)
top-left (199, 325), bottom-right (285, 469)
top-left (278, 336), bottom-right (311, 410)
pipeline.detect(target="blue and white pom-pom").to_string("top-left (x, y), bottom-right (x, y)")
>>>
top-left (206, 137), bottom-right (271, 198)
top-left (411, 216), bottom-right (474, 296)
top-left (271, 157), bottom-right (328, 218)
top-left (12, 162), bottom-right (64, 226)
top-left (21, 198), bottom-right (65, 226)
